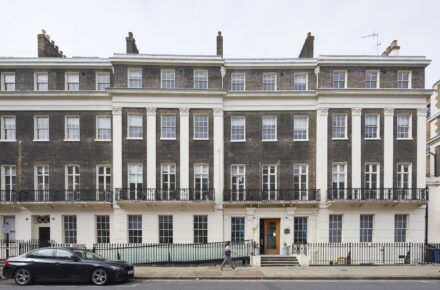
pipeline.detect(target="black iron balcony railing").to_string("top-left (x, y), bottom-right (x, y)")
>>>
top-left (0, 189), bottom-right (113, 203)
top-left (223, 189), bottom-right (320, 202)
top-left (116, 188), bottom-right (215, 202)
top-left (327, 188), bottom-right (428, 202)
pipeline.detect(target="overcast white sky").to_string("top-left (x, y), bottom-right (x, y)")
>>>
top-left (0, 0), bottom-right (439, 86)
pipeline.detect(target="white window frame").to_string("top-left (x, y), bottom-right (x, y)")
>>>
top-left (332, 70), bottom-right (347, 89)
top-left (65, 165), bottom-right (80, 190)
top-left (127, 114), bottom-right (143, 140)
top-left (160, 163), bottom-right (176, 198)
top-left (397, 70), bottom-right (412, 89)
top-left (365, 70), bottom-right (380, 89)
top-left (193, 69), bottom-right (208, 89)
top-left (194, 163), bottom-right (209, 200)
top-left (65, 72), bottom-right (79, 91)
top-left (394, 214), bottom-right (408, 243)
top-left (34, 115), bottom-right (49, 141)
top-left (127, 68), bottom-right (142, 88)
top-left (396, 113), bottom-right (412, 140)
top-left (231, 116), bottom-right (246, 142)
top-left (96, 165), bottom-right (112, 191)
top-left (360, 214), bottom-right (374, 243)
top-left (293, 163), bottom-right (309, 200)
top-left (293, 115), bottom-right (309, 141)
top-left (364, 163), bottom-right (380, 189)
top-left (63, 215), bottom-right (77, 244)
top-left (329, 214), bottom-right (343, 243)
top-left (262, 73), bottom-right (277, 91)
top-left (1, 165), bottom-right (16, 191)
top-left (262, 164), bottom-right (277, 200)
top-left (96, 72), bottom-right (111, 91)
top-left (193, 114), bottom-right (209, 140)
top-left (128, 163), bottom-right (143, 199)
top-left (364, 113), bottom-right (380, 140)
top-left (160, 114), bottom-right (177, 140)
top-left (332, 162), bottom-right (347, 197)
top-left (34, 165), bottom-right (49, 201)
top-left (64, 115), bottom-right (80, 141)
top-left (397, 163), bottom-right (412, 188)
top-left (1, 72), bottom-right (16, 91)
top-left (161, 69), bottom-right (176, 89)
top-left (293, 72), bottom-right (308, 91)
top-left (96, 115), bottom-right (112, 141)
top-left (262, 116), bottom-right (277, 142)
top-left (231, 165), bottom-right (246, 199)
top-left (1, 116), bottom-right (16, 142)
top-left (332, 113), bottom-right (348, 140)
top-left (231, 72), bottom-right (246, 91)
top-left (34, 72), bottom-right (49, 91)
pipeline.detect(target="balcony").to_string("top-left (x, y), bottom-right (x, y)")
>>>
top-left (327, 188), bottom-right (428, 204)
top-left (0, 189), bottom-right (113, 204)
top-left (115, 188), bottom-right (215, 203)
top-left (223, 189), bottom-right (320, 206)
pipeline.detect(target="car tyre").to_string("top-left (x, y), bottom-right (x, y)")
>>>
top-left (91, 268), bottom-right (109, 286)
top-left (14, 268), bottom-right (32, 286)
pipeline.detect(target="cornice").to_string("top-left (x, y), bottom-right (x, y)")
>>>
top-left (108, 88), bottom-right (226, 97)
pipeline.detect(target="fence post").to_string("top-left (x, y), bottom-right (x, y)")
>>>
top-left (5, 233), bottom-right (9, 259)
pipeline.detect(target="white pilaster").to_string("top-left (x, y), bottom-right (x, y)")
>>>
top-left (316, 107), bottom-right (328, 202)
top-left (146, 107), bottom-right (157, 189)
top-left (384, 108), bottom-right (394, 188)
top-left (213, 108), bottom-right (224, 203)
top-left (417, 108), bottom-right (426, 188)
top-left (351, 108), bottom-right (362, 188)
top-left (112, 107), bottom-right (123, 193)
top-left (179, 108), bottom-right (190, 192)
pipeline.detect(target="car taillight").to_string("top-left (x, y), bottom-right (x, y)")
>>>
top-left (4, 259), bottom-right (9, 266)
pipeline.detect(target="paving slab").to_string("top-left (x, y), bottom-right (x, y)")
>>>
top-left (133, 265), bottom-right (440, 280)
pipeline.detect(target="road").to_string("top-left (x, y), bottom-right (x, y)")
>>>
top-left (0, 279), bottom-right (440, 289)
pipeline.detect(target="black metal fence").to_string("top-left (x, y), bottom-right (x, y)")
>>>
top-left (292, 243), bottom-right (440, 265)
top-left (93, 241), bottom-right (253, 265)
top-left (116, 188), bottom-right (215, 202)
top-left (327, 188), bottom-right (428, 202)
top-left (0, 190), bottom-right (113, 203)
top-left (0, 239), bottom-right (87, 259)
top-left (223, 189), bottom-right (320, 202)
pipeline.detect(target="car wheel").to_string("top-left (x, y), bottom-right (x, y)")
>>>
top-left (91, 268), bottom-right (108, 286)
top-left (14, 268), bottom-right (32, 286)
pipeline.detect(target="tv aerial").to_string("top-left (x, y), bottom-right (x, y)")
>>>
top-left (362, 32), bottom-right (381, 55)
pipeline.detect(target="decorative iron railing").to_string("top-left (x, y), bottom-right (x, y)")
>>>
top-left (327, 188), bottom-right (428, 202)
top-left (223, 189), bottom-right (320, 202)
top-left (115, 188), bottom-right (215, 202)
top-left (0, 189), bottom-right (113, 203)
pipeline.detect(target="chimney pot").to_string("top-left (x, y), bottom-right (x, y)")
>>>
top-left (126, 32), bottom-right (139, 54)
top-left (216, 31), bottom-right (223, 57)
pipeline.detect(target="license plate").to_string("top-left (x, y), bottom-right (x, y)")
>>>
top-left (127, 270), bottom-right (134, 275)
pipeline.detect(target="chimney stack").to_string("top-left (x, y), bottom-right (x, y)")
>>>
top-left (37, 29), bottom-right (64, 57)
top-left (216, 31), bottom-right (223, 56)
top-left (382, 40), bottom-right (400, 56)
top-left (126, 32), bottom-right (139, 54)
top-left (299, 32), bottom-right (314, 58)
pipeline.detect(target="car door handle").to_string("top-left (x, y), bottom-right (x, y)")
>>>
top-left (29, 260), bottom-right (34, 264)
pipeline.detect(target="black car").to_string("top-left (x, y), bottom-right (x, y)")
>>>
top-left (2, 247), bottom-right (134, 286)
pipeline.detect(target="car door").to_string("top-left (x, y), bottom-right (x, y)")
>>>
top-left (53, 249), bottom-right (85, 282)
top-left (27, 249), bottom-right (57, 281)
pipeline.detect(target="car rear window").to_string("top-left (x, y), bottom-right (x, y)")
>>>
top-left (55, 249), bottom-right (73, 259)
top-left (28, 249), bottom-right (55, 258)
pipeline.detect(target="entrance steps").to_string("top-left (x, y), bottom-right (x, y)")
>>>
top-left (260, 255), bottom-right (300, 267)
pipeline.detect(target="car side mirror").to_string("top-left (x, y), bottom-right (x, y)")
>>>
top-left (70, 255), bottom-right (80, 262)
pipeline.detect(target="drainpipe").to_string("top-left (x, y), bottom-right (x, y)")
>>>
top-left (220, 66), bottom-right (226, 90)
top-left (314, 66), bottom-right (320, 90)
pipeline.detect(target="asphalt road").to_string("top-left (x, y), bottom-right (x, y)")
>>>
top-left (0, 280), bottom-right (440, 290)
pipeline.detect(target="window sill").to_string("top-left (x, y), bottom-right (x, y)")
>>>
top-left (332, 137), bottom-right (349, 140)
top-left (293, 139), bottom-right (309, 142)
top-left (0, 139), bottom-right (16, 142)
top-left (262, 139), bottom-right (278, 142)
top-left (33, 139), bottom-right (50, 142)
top-left (396, 138), bottom-right (413, 141)
top-left (231, 140), bottom-right (246, 143)
top-left (64, 139), bottom-right (80, 142)
top-left (365, 138), bottom-right (381, 140)
top-left (95, 139), bottom-right (112, 142)
top-left (160, 138), bottom-right (176, 141)
top-left (193, 138), bottom-right (209, 141)
top-left (127, 137), bottom-right (143, 140)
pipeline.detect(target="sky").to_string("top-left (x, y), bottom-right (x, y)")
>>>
top-left (0, 0), bottom-right (439, 86)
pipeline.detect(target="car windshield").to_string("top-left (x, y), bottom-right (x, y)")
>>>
top-left (72, 250), bottom-right (105, 260)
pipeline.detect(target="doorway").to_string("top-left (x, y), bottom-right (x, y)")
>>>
top-left (260, 218), bottom-right (280, 255)
top-left (38, 227), bottom-right (50, 247)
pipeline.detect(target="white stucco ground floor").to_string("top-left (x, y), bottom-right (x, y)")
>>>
top-left (0, 201), bottom-right (429, 249)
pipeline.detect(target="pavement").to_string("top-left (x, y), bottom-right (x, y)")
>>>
top-left (133, 265), bottom-right (440, 280)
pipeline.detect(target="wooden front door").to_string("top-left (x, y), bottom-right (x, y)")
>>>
top-left (263, 219), bottom-right (280, 254)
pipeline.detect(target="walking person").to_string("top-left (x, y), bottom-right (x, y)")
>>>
top-left (220, 241), bottom-right (237, 271)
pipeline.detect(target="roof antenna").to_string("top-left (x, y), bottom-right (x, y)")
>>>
top-left (362, 32), bottom-right (381, 55)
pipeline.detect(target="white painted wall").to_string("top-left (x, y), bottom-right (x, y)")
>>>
top-left (427, 177), bottom-right (440, 242)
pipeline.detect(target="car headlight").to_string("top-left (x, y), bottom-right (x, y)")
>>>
top-left (110, 265), bottom-right (123, 271)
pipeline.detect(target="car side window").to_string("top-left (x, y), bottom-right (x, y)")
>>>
top-left (34, 249), bottom-right (55, 258)
top-left (55, 249), bottom-right (74, 259)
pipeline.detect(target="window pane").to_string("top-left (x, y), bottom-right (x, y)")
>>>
top-left (231, 116), bottom-right (245, 141)
top-left (293, 116), bottom-right (308, 140)
top-left (262, 116), bottom-right (277, 140)
top-left (231, 73), bottom-right (245, 91)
